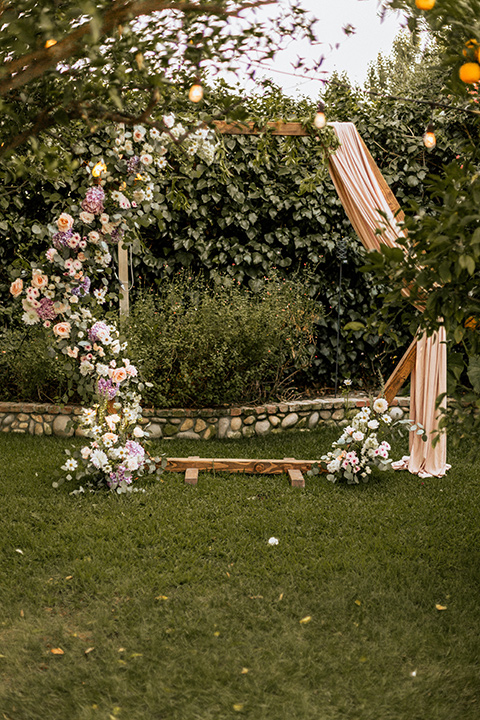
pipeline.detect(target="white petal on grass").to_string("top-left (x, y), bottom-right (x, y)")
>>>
top-left (268, 537), bottom-right (279, 545)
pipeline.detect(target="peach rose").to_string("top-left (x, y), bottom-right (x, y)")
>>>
top-left (53, 321), bottom-right (71, 339)
top-left (79, 211), bottom-right (94, 224)
top-left (31, 271), bottom-right (49, 290)
top-left (110, 367), bottom-right (128, 384)
top-left (57, 212), bottom-right (74, 232)
top-left (10, 278), bottom-right (23, 297)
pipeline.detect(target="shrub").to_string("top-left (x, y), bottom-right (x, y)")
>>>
top-left (0, 325), bottom-right (70, 403)
top-left (124, 272), bottom-right (319, 408)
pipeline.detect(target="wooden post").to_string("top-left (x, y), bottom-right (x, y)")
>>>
top-left (383, 338), bottom-right (417, 405)
top-left (118, 242), bottom-right (129, 319)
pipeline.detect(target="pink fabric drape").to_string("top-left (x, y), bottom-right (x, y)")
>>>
top-left (328, 122), bottom-right (449, 478)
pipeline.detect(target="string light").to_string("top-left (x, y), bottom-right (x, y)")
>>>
top-left (423, 122), bottom-right (436, 149)
top-left (188, 82), bottom-right (204, 103)
top-left (314, 101), bottom-right (326, 129)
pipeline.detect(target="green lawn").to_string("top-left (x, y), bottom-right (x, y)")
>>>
top-left (1, 430), bottom-right (479, 720)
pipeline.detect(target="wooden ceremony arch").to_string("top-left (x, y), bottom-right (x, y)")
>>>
top-left (117, 120), bottom-right (448, 484)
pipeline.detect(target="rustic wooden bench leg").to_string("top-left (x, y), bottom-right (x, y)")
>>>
top-left (287, 468), bottom-right (305, 488)
top-left (184, 456), bottom-right (200, 485)
top-left (283, 457), bottom-right (305, 488)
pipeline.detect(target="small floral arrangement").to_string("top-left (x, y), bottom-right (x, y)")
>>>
top-left (312, 397), bottom-right (424, 485)
top-left (56, 382), bottom-right (166, 494)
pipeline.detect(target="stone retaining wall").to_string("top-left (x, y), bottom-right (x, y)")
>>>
top-left (0, 397), bottom-right (411, 440)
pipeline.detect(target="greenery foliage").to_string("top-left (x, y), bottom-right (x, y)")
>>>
top-left (0, 325), bottom-right (69, 403)
top-left (124, 272), bottom-right (319, 408)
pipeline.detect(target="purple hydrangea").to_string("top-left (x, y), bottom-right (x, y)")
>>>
top-left (97, 377), bottom-right (118, 400)
top-left (71, 276), bottom-right (91, 297)
top-left (37, 297), bottom-right (57, 321)
top-left (125, 440), bottom-right (145, 458)
top-left (81, 186), bottom-right (105, 215)
top-left (52, 229), bottom-right (73, 250)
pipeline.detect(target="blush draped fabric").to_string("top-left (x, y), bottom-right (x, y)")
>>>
top-left (328, 122), bottom-right (449, 478)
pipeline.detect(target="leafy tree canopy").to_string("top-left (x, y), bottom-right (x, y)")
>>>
top-left (0, 0), bottom-right (319, 174)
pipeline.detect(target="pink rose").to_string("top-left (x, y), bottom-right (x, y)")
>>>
top-left (110, 367), bottom-right (128, 384)
top-left (10, 278), bottom-right (23, 297)
top-left (125, 364), bottom-right (138, 377)
top-left (57, 213), bottom-right (74, 232)
top-left (45, 248), bottom-right (57, 262)
top-left (66, 346), bottom-right (79, 358)
top-left (53, 321), bottom-right (71, 339)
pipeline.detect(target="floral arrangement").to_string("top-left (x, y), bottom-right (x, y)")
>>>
top-left (10, 117), bottom-right (217, 492)
top-left (312, 396), bottom-right (424, 485)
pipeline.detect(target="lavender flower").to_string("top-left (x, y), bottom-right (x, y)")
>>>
top-left (127, 155), bottom-right (140, 174)
top-left (81, 186), bottom-right (105, 215)
top-left (97, 377), bottom-right (118, 400)
top-left (71, 276), bottom-right (91, 297)
top-left (109, 226), bottom-right (124, 245)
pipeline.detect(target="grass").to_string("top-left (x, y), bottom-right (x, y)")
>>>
top-left (1, 429), bottom-right (479, 720)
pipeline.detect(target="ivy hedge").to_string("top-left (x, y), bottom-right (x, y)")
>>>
top-left (1, 79), bottom-right (471, 396)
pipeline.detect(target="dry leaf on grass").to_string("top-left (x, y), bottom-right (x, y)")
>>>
top-left (435, 604), bottom-right (447, 611)
top-left (51, 648), bottom-right (64, 655)
top-left (300, 615), bottom-right (312, 624)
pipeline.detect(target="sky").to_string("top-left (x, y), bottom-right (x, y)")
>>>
top-left (223, 0), bottom-right (408, 98)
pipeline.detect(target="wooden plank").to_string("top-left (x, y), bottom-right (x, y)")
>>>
top-left (165, 457), bottom-right (320, 475)
top-left (383, 338), bottom-right (417, 405)
top-left (214, 120), bottom-right (310, 137)
top-left (118, 242), bottom-right (129, 319)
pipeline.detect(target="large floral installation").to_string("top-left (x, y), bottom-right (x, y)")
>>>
top-left (10, 116), bottom-right (218, 493)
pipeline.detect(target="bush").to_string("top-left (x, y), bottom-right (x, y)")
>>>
top-left (125, 272), bottom-right (319, 408)
top-left (0, 325), bottom-right (70, 403)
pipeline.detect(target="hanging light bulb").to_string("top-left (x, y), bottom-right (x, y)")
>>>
top-left (314, 101), bottom-right (326, 129)
top-left (423, 122), bottom-right (436, 149)
top-left (91, 160), bottom-right (107, 177)
top-left (188, 81), bottom-right (204, 103)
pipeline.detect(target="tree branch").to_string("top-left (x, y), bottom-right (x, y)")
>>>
top-left (0, 0), bottom-right (276, 96)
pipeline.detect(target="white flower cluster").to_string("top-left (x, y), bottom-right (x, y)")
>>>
top-left (62, 389), bottom-right (153, 493)
top-left (321, 398), bottom-right (395, 484)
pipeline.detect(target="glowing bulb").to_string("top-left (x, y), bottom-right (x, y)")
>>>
top-left (45, 39), bottom-right (57, 49)
top-left (92, 160), bottom-right (107, 177)
top-left (188, 83), bottom-right (204, 103)
top-left (314, 101), bottom-right (326, 129)
top-left (423, 123), bottom-right (436, 149)
top-left (314, 111), bottom-right (326, 129)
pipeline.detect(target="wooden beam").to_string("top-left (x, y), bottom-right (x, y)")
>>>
top-left (383, 338), bottom-right (417, 405)
top-left (214, 120), bottom-right (311, 137)
top-left (165, 457), bottom-right (321, 475)
top-left (118, 242), bottom-right (129, 319)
